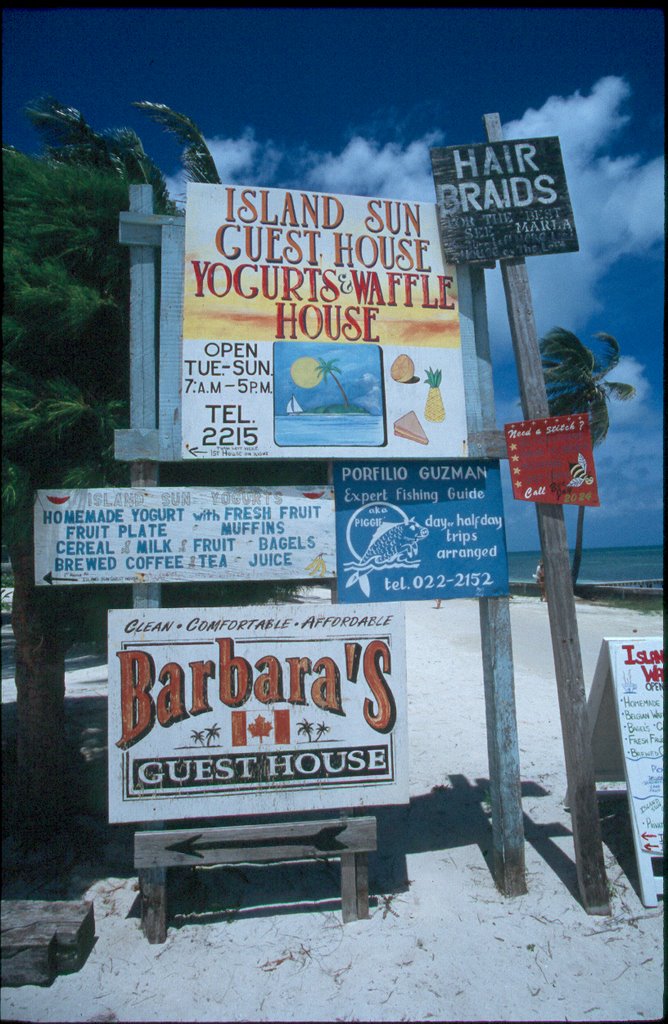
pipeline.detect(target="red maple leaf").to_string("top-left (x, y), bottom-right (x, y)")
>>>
top-left (248, 715), bottom-right (273, 743)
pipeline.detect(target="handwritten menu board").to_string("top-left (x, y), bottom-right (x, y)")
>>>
top-left (504, 414), bottom-right (599, 507)
top-left (34, 486), bottom-right (335, 585)
top-left (586, 637), bottom-right (663, 907)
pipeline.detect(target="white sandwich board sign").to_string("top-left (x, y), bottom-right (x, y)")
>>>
top-left (108, 602), bottom-right (408, 823)
top-left (34, 486), bottom-right (335, 585)
top-left (180, 184), bottom-right (468, 460)
top-left (583, 637), bottom-right (663, 907)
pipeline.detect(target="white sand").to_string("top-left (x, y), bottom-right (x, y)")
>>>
top-left (1, 595), bottom-right (664, 1022)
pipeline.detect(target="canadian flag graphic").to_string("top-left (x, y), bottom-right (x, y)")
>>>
top-left (231, 709), bottom-right (291, 747)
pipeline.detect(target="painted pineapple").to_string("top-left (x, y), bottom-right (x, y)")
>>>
top-left (424, 367), bottom-right (445, 422)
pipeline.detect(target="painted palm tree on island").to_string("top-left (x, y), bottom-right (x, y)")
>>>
top-left (539, 327), bottom-right (636, 587)
top-left (316, 358), bottom-right (350, 408)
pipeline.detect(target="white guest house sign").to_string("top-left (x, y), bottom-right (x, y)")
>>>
top-left (108, 603), bottom-right (408, 823)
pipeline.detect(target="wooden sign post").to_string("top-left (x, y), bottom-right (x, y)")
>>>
top-left (116, 182), bottom-right (528, 919)
top-left (126, 184), bottom-right (165, 943)
top-left (481, 113), bottom-right (610, 915)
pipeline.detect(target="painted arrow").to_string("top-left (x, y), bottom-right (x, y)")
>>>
top-left (165, 824), bottom-right (348, 860)
top-left (186, 447), bottom-right (204, 458)
top-left (641, 832), bottom-right (658, 840)
top-left (643, 841), bottom-right (661, 853)
top-left (43, 571), bottom-right (77, 585)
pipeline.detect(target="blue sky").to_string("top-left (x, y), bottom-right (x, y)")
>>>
top-left (3, 7), bottom-right (664, 550)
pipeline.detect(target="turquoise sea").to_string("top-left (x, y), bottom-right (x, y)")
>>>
top-left (508, 545), bottom-right (663, 585)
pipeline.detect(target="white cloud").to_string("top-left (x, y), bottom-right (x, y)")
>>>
top-left (165, 128), bottom-right (285, 206)
top-left (180, 76), bottom-right (662, 346)
top-left (302, 133), bottom-right (443, 201)
top-left (167, 79), bottom-right (662, 547)
top-left (484, 76), bottom-right (665, 346)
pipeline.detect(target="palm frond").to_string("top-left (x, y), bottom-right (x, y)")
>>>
top-left (134, 101), bottom-right (221, 184)
top-left (540, 327), bottom-right (596, 374)
top-left (25, 96), bottom-right (102, 150)
top-left (591, 332), bottom-right (621, 378)
top-left (587, 397), bottom-right (611, 445)
top-left (604, 380), bottom-right (636, 401)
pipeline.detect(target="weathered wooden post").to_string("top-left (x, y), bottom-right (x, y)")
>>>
top-left (483, 112), bottom-right (611, 915)
top-left (457, 264), bottom-right (527, 896)
top-left (125, 184), bottom-right (166, 942)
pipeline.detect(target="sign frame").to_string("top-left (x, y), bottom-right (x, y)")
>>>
top-left (575, 637), bottom-right (664, 907)
top-left (117, 183), bottom-right (527, 901)
top-left (430, 135), bottom-right (579, 263)
top-left (333, 459), bottom-right (509, 603)
top-left (33, 486), bottom-right (335, 586)
top-left (107, 602), bottom-right (408, 823)
top-left (504, 413), bottom-right (599, 507)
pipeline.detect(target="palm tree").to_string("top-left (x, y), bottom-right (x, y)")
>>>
top-left (316, 358), bottom-right (350, 407)
top-left (297, 719), bottom-right (314, 741)
top-left (205, 724), bottom-right (221, 746)
top-left (539, 327), bottom-right (636, 586)
top-left (132, 102), bottom-right (221, 185)
top-left (24, 96), bottom-right (176, 213)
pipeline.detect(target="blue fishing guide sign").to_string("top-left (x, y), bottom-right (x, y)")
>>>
top-left (333, 460), bottom-right (509, 603)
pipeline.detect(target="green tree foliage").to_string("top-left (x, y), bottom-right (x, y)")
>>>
top-left (3, 151), bottom-right (136, 833)
top-left (24, 96), bottom-right (176, 213)
top-left (3, 151), bottom-right (132, 541)
top-left (2, 101), bottom-right (327, 840)
top-left (133, 101), bottom-right (222, 185)
top-left (540, 327), bottom-right (636, 586)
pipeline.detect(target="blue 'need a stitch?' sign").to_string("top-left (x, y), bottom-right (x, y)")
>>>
top-left (333, 460), bottom-right (509, 603)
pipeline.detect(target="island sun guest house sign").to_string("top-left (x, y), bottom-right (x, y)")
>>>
top-left (180, 184), bottom-right (467, 459)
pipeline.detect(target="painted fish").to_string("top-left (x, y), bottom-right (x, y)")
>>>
top-left (345, 517), bottom-right (428, 596)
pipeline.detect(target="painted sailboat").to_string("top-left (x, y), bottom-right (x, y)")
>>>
top-left (286, 394), bottom-right (303, 415)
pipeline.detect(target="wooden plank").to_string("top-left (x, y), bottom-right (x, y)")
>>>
top-left (158, 221), bottom-right (185, 462)
top-left (114, 427), bottom-right (160, 461)
top-left (135, 817), bottom-right (378, 868)
top-left (340, 852), bottom-right (370, 922)
top-left (479, 597), bottom-right (527, 896)
top-left (457, 261), bottom-right (526, 898)
top-left (119, 210), bottom-right (182, 248)
top-left (1, 900), bottom-right (95, 974)
top-left (1, 925), bottom-right (57, 987)
top-left (484, 111), bottom-right (610, 916)
top-left (127, 186), bottom-right (157, 434)
top-left (467, 429), bottom-right (508, 459)
top-left (138, 867), bottom-right (167, 945)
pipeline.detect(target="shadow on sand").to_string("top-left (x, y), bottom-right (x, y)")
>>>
top-left (1, 695), bottom-right (643, 926)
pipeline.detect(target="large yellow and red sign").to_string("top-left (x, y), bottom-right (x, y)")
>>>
top-left (180, 184), bottom-right (467, 460)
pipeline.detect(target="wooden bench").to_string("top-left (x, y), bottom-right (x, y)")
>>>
top-left (134, 816), bottom-right (377, 943)
top-left (1, 900), bottom-right (95, 987)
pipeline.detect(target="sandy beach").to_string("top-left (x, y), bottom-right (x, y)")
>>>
top-left (1, 593), bottom-right (664, 1023)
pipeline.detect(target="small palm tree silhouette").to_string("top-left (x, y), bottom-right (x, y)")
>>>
top-left (190, 729), bottom-right (205, 746)
top-left (205, 724), bottom-right (221, 746)
top-left (315, 722), bottom-right (331, 740)
top-left (316, 358), bottom-right (350, 406)
top-left (297, 719), bottom-right (314, 741)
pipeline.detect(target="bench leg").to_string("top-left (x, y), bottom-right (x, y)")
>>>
top-left (341, 852), bottom-right (369, 923)
top-left (138, 867), bottom-right (167, 944)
